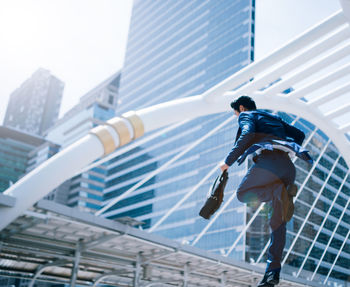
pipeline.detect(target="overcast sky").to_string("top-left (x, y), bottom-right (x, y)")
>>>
top-left (0, 0), bottom-right (342, 124)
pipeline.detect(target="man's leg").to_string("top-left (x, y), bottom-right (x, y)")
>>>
top-left (266, 222), bottom-right (286, 271)
top-left (236, 164), bottom-right (281, 204)
top-left (236, 153), bottom-right (295, 286)
top-left (266, 193), bottom-right (286, 271)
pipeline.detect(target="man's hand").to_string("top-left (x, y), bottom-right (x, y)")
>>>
top-left (220, 162), bottom-right (229, 172)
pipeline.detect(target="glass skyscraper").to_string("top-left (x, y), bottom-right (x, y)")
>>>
top-left (103, 0), bottom-right (256, 261)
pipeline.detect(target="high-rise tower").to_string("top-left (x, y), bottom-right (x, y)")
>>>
top-left (4, 68), bottom-right (64, 136)
top-left (102, 0), bottom-right (256, 260)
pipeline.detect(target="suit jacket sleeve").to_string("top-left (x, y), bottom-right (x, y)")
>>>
top-left (225, 112), bottom-right (256, 166)
top-left (282, 121), bottom-right (305, 146)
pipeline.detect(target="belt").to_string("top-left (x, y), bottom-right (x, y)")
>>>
top-left (255, 144), bottom-right (294, 157)
top-left (252, 149), bottom-right (289, 163)
top-left (260, 149), bottom-right (287, 155)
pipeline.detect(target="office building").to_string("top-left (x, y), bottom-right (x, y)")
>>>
top-left (4, 68), bottom-right (64, 136)
top-left (102, 0), bottom-right (256, 261)
top-left (0, 126), bottom-right (53, 193)
top-left (46, 71), bottom-right (120, 212)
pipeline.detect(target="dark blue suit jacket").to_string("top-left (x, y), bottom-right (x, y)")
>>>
top-left (225, 110), bottom-right (306, 166)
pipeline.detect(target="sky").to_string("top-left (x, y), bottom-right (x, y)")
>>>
top-left (0, 0), bottom-right (342, 125)
top-left (0, 0), bottom-right (133, 123)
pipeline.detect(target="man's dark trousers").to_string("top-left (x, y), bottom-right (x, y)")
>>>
top-left (236, 150), bottom-right (296, 271)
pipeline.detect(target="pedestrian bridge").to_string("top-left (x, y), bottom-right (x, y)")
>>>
top-left (0, 197), bottom-right (318, 287)
top-left (1, 1), bottom-right (350, 286)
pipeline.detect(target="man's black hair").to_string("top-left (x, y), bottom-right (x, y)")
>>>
top-left (230, 95), bottom-right (257, 112)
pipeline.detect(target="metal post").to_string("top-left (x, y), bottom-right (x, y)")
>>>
top-left (29, 259), bottom-right (68, 287)
top-left (70, 239), bottom-right (82, 287)
top-left (221, 271), bottom-right (227, 287)
top-left (93, 270), bottom-right (133, 287)
top-left (133, 253), bottom-right (142, 287)
top-left (183, 263), bottom-right (189, 287)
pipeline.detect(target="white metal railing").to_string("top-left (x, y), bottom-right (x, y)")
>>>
top-left (310, 197), bottom-right (350, 281)
top-left (202, 10), bottom-right (347, 101)
top-left (191, 190), bottom-right (238, 246)
top-left (296, 170), bottom-right (350, 277)
top-left (96, 115), bottom-right (233, 217)
top-left (323, 229), bottom-right (350, 284)
top-left (149, 164), bottom-right (218, 233)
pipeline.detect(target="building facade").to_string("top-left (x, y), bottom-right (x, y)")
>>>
top-left (4, 68), bottom-right (64, 136)
top-left (102, 0), bottom-right (256, 261)
top-left (0, 126), bottom-right (52, 193)
top-left (46, 72), bottom-right (120, 213)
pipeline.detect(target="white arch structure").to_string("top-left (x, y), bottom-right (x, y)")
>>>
top-left (1, 2), bottom-right (350, 282)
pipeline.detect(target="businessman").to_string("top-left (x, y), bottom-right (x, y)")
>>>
top-left (220, 96), bottom-right (312, 287)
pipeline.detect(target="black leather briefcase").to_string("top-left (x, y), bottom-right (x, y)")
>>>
top-left (199, 170), bottom-right (228, 219)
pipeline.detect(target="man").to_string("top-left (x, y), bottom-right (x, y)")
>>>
top-left (220, 96), bottom-right (312, 287)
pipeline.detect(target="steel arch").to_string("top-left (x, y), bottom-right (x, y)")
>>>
top-left (1, 2), bottom-right (350, 244)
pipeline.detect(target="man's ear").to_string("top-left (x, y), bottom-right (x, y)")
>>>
top-left (239, 105), bottom-right (245, 112)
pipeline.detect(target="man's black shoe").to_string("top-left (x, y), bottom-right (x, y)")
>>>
top-left (257, 282), bottom-right (273, 287)
top-left (257, 270), bottom-right (280, 286)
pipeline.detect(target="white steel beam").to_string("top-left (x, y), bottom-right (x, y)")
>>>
top-left (202, 10), bottom-right (346, 102)
top-left (229, 27), bottom-right (350, 98)
top-left (307, 81), bottom-right (350, 107)
top-left (274, 57), bottom-right (350, 99)
top-left (325, 102), bottom-right (350, 119)
top-left (340, 122), bottom-right (350, 132)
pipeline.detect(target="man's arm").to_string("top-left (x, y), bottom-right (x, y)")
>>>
top-left (282, 121), bottom-right (305, 146)
top-left (223, 112), bottom-right (256, 168)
